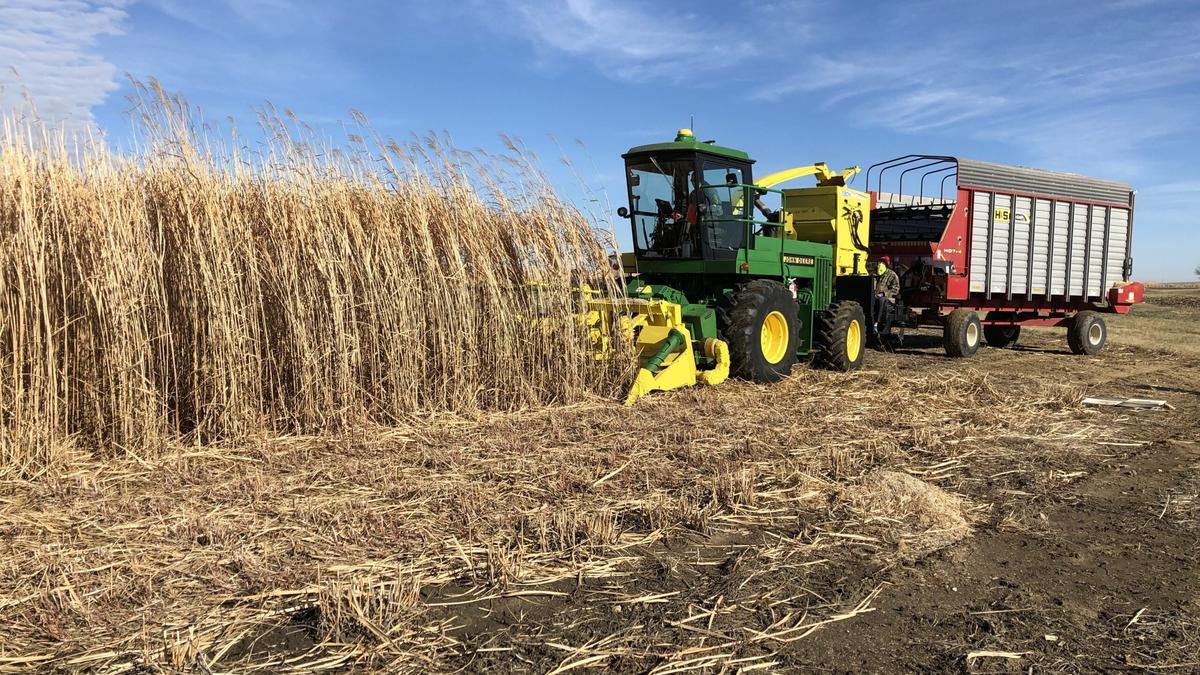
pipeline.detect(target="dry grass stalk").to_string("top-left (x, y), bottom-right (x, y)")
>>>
top-left (0, 80), bottom-right (628, 474)
top-left (0, 360), bottom-right (1120, 671)
top-left (846, 469), bottom-right (972, 554)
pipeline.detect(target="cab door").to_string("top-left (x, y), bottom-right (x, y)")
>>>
top-left (698, 159), bottom-right (753, 259)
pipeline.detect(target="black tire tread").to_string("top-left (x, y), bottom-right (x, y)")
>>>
top-left (814, 300), bottom-right (866, 371)
top-left (722, 280), bottom-right (799, 383)
top-left (983, 324), bottom-right (1021, 349)
top-left (943, 308), bottom-right (981, 358)
top-left (1067, 310), bottom-right (1106, 355)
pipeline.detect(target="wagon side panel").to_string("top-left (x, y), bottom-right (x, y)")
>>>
top-left (968, 192), bottom-right (990, 294)
top-left (1010, 196), bottom-right (1032, 297)
top-left (1106, 206), bottom-right (1130, 284)
top-left (1068, 205), bottom-right (1088, 297)
top-left (1050, 201), bottom-right (1070, 297)
top-left (1030, 198), bottom-right (1051, 297)
top-left (954, 158), bottom-right (1133, 308)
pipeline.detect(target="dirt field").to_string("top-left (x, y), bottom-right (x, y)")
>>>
top-left (2, 288), bottom-right (1197, 673)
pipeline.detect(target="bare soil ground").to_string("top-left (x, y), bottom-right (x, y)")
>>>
top-left (2, 290), bottom-right (1197, 673)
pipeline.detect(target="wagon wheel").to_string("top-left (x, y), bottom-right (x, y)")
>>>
top-left (1067, 311), bottom-right (1106, 355)
top-left (943, 308), bottom-right (981, 358)
top-left (983, 311), bottom-right (1021, 349)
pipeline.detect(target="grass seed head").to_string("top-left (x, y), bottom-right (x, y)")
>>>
top-left (0, 81), bottom-right (627, 473)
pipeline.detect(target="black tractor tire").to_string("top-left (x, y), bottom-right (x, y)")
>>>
top-left (983, 324), bottom-right (1021, 349)
top-left (943, 308), bottom-right (982, 358)
top-left (1067, 310), bottom-right (1107, 355)
top-left (814, 300), bottom-right (866, 371)
top-left (722, 280), bottom-right (799, 383)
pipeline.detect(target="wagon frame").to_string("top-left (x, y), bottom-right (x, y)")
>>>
top-left (864, 155), bottom-right (1143, 335)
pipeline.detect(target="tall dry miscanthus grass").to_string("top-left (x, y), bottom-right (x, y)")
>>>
top-left (0, 85), bottom-right (627, 475)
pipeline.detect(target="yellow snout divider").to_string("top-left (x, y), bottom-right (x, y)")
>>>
top-left (580, 288), bottom-right (730, 405)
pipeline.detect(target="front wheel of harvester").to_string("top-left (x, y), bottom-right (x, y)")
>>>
top-left (1067, 310), bottom-right (1107, 355)
top-left (724, 280), bottom-right (800, 383)
top-left (815, 301), bottom-right (866, 371)
top-left (943, 308), bottom-right (982, 358)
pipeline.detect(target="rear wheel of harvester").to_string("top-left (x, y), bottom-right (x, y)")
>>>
top-left (814, 300), bottom-right (866, 371)
top-left (723, 280), bottom-right (799, 382)
top-left (943, 308), bottom-right (982, 358)
top-left (983, 313), bottom-right (1021, 349)
top-left (1067, 310), bottom-right (1106, 355)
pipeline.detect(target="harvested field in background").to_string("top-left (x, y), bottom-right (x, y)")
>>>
top-left (0, 81), bottom-right (627, 476)
top-left (1142, 281), bottom-right (1200, 289)
top-left (1104, 286), bottom-right (1200, 357)
top-left (1, 286), bottom-right (1194, 672)
top-left (1146, 293), bottom-right (1200, 310)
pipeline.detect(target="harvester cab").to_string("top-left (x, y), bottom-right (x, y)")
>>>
top-left (620, 128), bottom-right (756, 262)
top-left (599, 129), bottom-right (881, 404)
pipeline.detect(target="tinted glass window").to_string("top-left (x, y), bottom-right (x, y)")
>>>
top-left (700, 162), bottom-right (749, 254)
top-left (627, 159), bottom-right (701, 257)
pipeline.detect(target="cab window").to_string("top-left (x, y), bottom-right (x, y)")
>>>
top-left (627, 158), bottom-right (701, 257)
top-left (699, 161), bottom-right (749, 254)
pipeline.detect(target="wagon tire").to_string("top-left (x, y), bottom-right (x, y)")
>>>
top-left (943, 308), bottom-right (981, 358)
top-left (984, 324), bottom-right (1021, 348)
top-left (1067, 310), bottom-right (1106, 355)
top-left (983, 313), bottom-right (1021, 349)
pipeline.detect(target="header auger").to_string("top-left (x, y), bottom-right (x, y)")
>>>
top-left (581, 286), bottom-right (729, 405)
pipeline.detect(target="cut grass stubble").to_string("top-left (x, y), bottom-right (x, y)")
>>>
top-left (0, 365), bottom-right (1106, 672)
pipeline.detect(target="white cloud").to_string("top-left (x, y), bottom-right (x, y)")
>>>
top-left (974, 99), bottom-right (1193, 178)
top-left (853, 88), bottom-right (1009, 135)
top-left (805, 4), bottom-right (1198, 170)
top-left (1138, 180), bottom-right (1200, 198)
top-left (492, 0), bottom-right (756, 81)
top-left (146, 0), bottom-right (320, 38)
top-left (498, 0), bottom-right (1199, 179)
top-left (752, 57), bottom-right (883, 102)
top-left (0, 0), bottom-right (129, 132)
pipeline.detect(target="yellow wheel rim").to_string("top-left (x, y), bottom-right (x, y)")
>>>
top-left (760, 310), bottom-right (789, 364)
top-left (846, 319), bottom-right (862, 362)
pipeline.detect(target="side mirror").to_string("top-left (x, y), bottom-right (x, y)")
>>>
top-left (725, 173), bottom-right (738, 186)
top-left (629, 174), bottom-right (640, 187)
top-left (617, 206), bottom-right (630, 218)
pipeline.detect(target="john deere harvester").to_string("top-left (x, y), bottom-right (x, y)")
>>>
top-left (597, 129), bottom-right (881, 403)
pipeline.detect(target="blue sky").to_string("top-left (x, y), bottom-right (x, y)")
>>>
top-left (2, 0), bottom-right (1198, 280)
